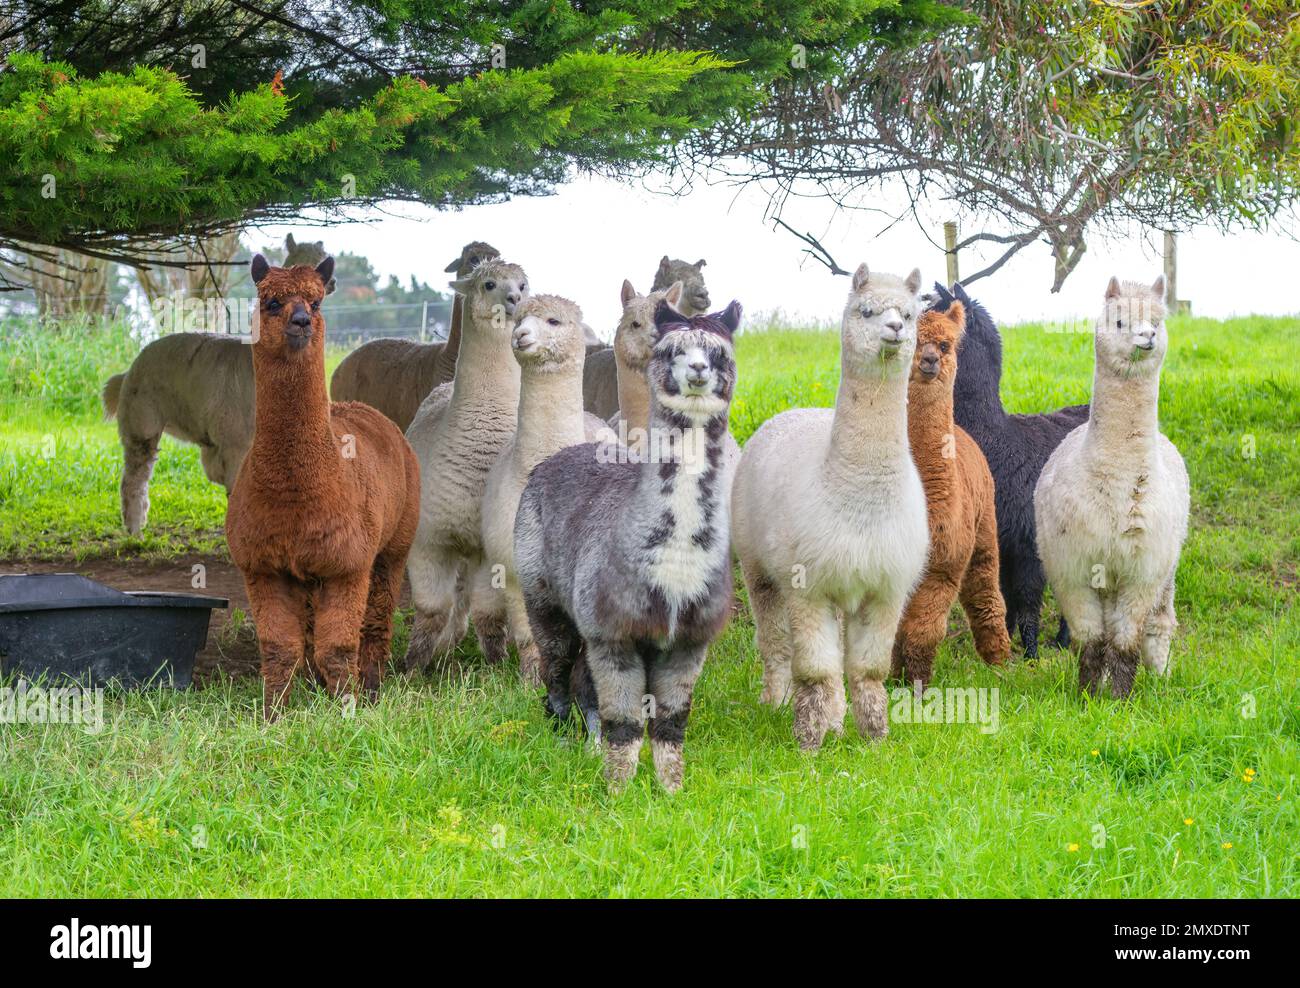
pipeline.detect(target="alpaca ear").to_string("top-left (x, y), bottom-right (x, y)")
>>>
top-left (250, 253), bottom-right (270, 284)
top-left (1105, 275), bottom-right (1122, 300)
top-left (718, 300), bottom-right (742, 336)
top-left (664, 281), bottom-right (684, 309)
top-left (314, 256), bottom-right (335, 288)
top-left (653, 298), bottom-right (683, 333)
top-left (851, 262), bottom-right (870, 293)
top-left (1151, 274), bottom-right (1166, 299)
top-left (444, 255), bottom-right (462, 273)
top-left (694, 258), bottom-right (707, 269)
top-left (285, 233), bottom-right (296, 251)
top-left (620, 279), bottom-right (638, 307)
top-left (905, 268), bottom-right (922, 295)
top-left (658, 255), bottom-right (671, 274)
top-left (449, 276), bottom-right (473, 294)
top-left (947, 301), bottom-right (966, 333)
top-left (953, 282), bottom-right (971, 306)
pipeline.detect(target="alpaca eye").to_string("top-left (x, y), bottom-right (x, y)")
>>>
top-left (940, 342), bottom-right (950, 354)
top-left (485, 281), bottom-right (496, 291)
top-left (547, 318), bottom-right (560, 326)
top-left (632, 321), bottom-right (642, 329)
top-left (861, 307), bottom-right (875, 319)
top-left (1116, 319), bottom-right (1124, 329)
top-left (521, 283), bottom-right (528, 292)
top-left (311, 301), bottom-right (320, 312)
top-left (266, 299), bottom-right (281, 312)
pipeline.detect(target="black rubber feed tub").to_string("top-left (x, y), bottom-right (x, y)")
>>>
top-left (0, 574), bottom-right (227, 688)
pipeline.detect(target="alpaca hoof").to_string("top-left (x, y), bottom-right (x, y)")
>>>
top-left (604, 742), bottom-right (641, 792)
top-left (1054, 620), bottom-right (1072, 650)
top-left (850, 680), bottom-right (889, 741)
top-left (793, 680), bottom-right (841, 752)
top-left (652, 740), bottom-right (684, 792)
top-left (759, 681), bottom-right (790, 708)
top-left (479, 634), bottom-right (508, 665)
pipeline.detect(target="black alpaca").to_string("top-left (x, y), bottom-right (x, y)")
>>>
top-left (928, 282), bottom-right (1087, 658)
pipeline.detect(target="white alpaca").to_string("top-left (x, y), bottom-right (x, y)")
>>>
top-left (403, 260), bottom-right (530, 673)
top-left (479, 295), bottom-right (592, 684)
top-left (1034, 275), bottom-right (1189, 698)
top-left (731, 263), bottom-right (930, 750)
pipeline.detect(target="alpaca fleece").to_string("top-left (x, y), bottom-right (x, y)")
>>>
top-left (1035, 276), bottom-right (1189, 698)
top-left (225, 256), bottom-right (420, 719)
top-left (515, 302), bottom-right (740, 792)
top-left (928, 282), bottom-right (1088, 658)
top-left (330, 241), bottom-right (500, 430)
top-left (102, 235), bottom-right (330, 533)
top-left (892, 302), bottom-right (1011, 688)
top-left (732, 263), bottom-right (930, 751)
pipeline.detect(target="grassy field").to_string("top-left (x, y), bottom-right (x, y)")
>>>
top-left (1, 312), bottom-right (1297, 897)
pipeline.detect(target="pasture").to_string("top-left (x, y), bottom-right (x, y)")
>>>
top-left (1, 311), bottom-right (1297, 897)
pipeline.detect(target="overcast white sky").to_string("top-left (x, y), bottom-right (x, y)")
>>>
top-left (255, 171), bottom-right (1300, 339)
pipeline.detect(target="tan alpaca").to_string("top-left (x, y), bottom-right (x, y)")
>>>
top-left (583, 256), bottom-right (711, 419)
top-left (478, 295), bottom-right (592, 683)
top-left (102, 235), bottom-right (329, 533)
top-left (329, 241), bottom-right (500, 430)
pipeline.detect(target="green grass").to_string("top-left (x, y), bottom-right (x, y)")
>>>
top-left (1, 313), bottom-right (1298, 897)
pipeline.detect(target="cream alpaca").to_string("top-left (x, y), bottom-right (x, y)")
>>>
top-left (402, 260), bottom-right (530, 672)
top-left (478, 295), bottom-right (591, 683)
top-left (1034, 275), bottom-right (1189, 698)
top-left (731, 263), bottom-right (930, 750)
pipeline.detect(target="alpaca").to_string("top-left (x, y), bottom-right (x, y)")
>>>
top-left (732, 263), bottom-right (929, 751)
top-left (225, 254), bottom-right (420, 719)
top-left (102, 235), bottom-right (331, 532)
top-left (329, 241), bottom-right (500, 430)
top-left (402, 260), bottom-right (531, 673)
top-left (928, 281), bottom-right (1089, 658)
top-left (891, 302), bottom-right (1011, 688)
top-left (514, 300), bottom-right (741, 791)
top-left (583, 256), bottom-right (711, 419)
top-left (1034, 276), bottom-right (1189, 698)
top-left (478, 295), bottom-right (592, 686)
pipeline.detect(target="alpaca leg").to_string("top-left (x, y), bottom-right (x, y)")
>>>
top-left (959, 511), bottom-right (1013, 668)
top-left (245, 572), bottom-right (310, 721)
top-left (506, 587), bottom-right (543, 687)
top-left (847, 596), bottom-right (909, 741)
top-left (198, 443), bottom-right (226, 487)
top-left (529, 599), bottom-right (581, 725)
top-left (647, 644), bottom-right (707, 793)
top-left (118, 432), bottom-right (160, 535)
top-left (1104, 586), bottom-right (1161, 700)
top-left (571, 649), bottom-right (601, 741)
top-left (1054, 585), bottom-right (1106, 696)
top-left (891, 578), bottom-right (957, 693)
top-left (586, 639), bottom-right (647, 791)
top-left (358, 551), bottom-right (405, 701)
top-left (469, 563), bottom-right (509, 665)
top-left (311, 573), bottom-right (372, 702)
top-left (1012, 565), bottom-right (1046, 661)
top-left (744, 565), bottom-right (792, 707)
top-left (1140, 571), bottom-right (1177, 676)
top-left (405, 541), bottom-right (466, 674)
top-left (1054, 617), bottom-right (1072, 650)
top-left (787, 596), bottom-right (845, 752)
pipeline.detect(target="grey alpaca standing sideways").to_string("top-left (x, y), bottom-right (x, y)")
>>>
top-left (513, 300), bottom-right (741, 792)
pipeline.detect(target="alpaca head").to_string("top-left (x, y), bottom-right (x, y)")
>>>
top-left (652, 256), bottom-right (710, 315)
top-left (250, 253), bottom-right (335, 356)
top-left (647, 300), bottom-right (741, 423)
top-left (1095, 275), bottom-right (1168, 376)
top-left (616, 279), bottom-right (684, 372)
top-left (450, 259), bottom-right (529, 330)
top-left (444, 241), bottom-right (501, 279)
top-left (911, 302), bottom-right (965, 397)
top-left (282, 234), bottom-right (336, 294)
top-left (841, 262), bottom-right (923, 373)
top-left (510, 295), bottom-right (586, 373)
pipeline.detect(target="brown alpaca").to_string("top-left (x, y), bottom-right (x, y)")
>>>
top-left (226, 255), bottom-right (420, 719)
top-left (892, 302), bottom-right (1011, 688)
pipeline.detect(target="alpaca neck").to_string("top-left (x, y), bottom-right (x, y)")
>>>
top-left (616, 354), bottom-right (651, 436)
top-left (953, 345), bottom-right (1005, 420)
top-left (824, 357), bottom-right (911, 485)
top-left (449, 310), bottom-right (520, 411)
top-left (1084, 361), bottom-right (1162, 463)
top-left (516, 364), bottom-right (586, 468)
top-left (433, 293), bottom-right (464, 379)
top-left (908, 385), bottom-right (957, 497)
top-left (249, 347), bottom-right (337, 490)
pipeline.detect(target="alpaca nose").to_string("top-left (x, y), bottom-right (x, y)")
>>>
top-left (686, 360), bottom-right (712, 387)
top-left (919, 355), bottom-right (940, 378)
top-left (290, 308), bottom-right (311, 329)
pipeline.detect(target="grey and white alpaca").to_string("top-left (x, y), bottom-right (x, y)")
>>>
top-left (1034, 275), bottom-right (1189, 698)
top-left (514, 300), bottom-right (741, 792)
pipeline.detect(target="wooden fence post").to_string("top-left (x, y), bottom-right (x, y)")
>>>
top-left (1163, 231), bottom-right (1191, 315)
top-left (943, 221), bottom-right (960, 287)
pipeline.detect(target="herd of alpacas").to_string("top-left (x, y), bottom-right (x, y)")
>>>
top-left (101, 239), bottom-right (1190, 791)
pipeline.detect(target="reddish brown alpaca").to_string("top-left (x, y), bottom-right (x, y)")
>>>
top-left (892, 302), bottom-right (1011, 687)
top-left (226, 255), bottom-right (420, 719)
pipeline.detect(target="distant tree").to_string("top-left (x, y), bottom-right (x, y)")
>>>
top-left (680, 0), bottom-right (1300, 290)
